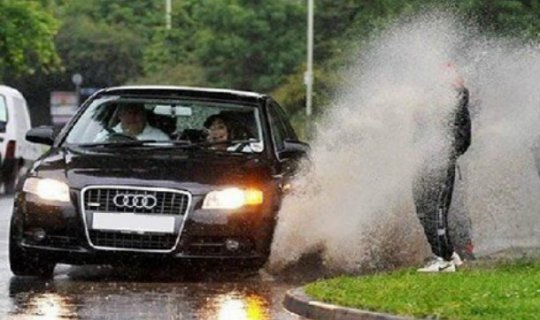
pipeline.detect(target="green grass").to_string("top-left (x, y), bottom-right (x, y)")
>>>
top-left (304, 261), bottom-right (540, 320)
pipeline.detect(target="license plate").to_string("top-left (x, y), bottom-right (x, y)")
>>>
top-left (92, 212), bottom-right (175, 233)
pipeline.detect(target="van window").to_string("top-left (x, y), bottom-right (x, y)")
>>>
top-left (0, 95), bottom-right (7, 122)
top-left (0, 95), bottom-right (7, 133)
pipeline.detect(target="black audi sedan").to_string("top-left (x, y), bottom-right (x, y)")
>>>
top-left (9, 86), bottom-right (309, 277)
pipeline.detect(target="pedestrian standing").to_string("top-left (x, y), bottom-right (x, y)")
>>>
top-left (414, 68), bottom-right (472, 272)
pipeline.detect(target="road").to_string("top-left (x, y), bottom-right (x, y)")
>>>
top-left (0, 196), bottom-right (307, 319)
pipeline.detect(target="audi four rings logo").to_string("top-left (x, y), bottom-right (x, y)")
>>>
top-left (113, 194), bottom-right (158, 209)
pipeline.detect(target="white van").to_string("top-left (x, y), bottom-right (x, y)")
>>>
top-left (0, 85), bottom-right (41, 194)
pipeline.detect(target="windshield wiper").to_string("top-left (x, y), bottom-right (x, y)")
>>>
top-left (138, 139), bottom-right (254, 149)
top-left (76, 140), bottom-right (159, 147)
top-left (76, 139), bottom-right (258, 151)
top-left (191, 139), bottom-right (259, 151)
top-left (140, 140), bottom-right (205, 150)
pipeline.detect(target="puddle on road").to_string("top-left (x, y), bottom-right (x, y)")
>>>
top-left (5, 264), bottom-right (297, 320)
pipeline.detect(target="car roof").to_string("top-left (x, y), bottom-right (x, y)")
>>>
top-left (95, 85), bottom-right (268, 104)
top-left (0, 85), bottom-right (24, 98)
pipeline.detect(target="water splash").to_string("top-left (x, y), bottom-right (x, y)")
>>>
top-left (268, 11), bottom-right (540, 274)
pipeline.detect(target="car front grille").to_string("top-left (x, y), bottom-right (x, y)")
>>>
top-left (82, 186), bottom-right (191, 252)
top-left (83, 187), bottom-right (190, 215)
top-left (89, 230), bottom-right (177, 251)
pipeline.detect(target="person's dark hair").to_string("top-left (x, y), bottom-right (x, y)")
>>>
top-left (203, 113), bottom-right (230, 129)
top-left (118, 103), bottom-right (145, 115)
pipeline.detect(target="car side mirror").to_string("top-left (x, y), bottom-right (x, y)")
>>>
top-left (279, 139), bottom-right (310, 160)
top-left (26, 126), bottom-right (57, 145)
top-left (0, 121), bottom-right (6, 133)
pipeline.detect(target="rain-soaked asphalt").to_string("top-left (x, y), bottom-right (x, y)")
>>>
top-left (0, 196), bottom-right (308, 319)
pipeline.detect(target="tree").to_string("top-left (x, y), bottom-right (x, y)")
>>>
top-left (0, 1), bottom-right (60, 80)
top-left (186, 0), bottom-right (306, 91)
top-left (272, 1), bottom-right (431, 115)
top-left (141, 4), bottom-right (199, 77)
top-left (453, 0), bottom-right (540, 38)
top-left (55, 17), bottom-right (145, 88)
top-left (52, 0), bottom-right (167, 88)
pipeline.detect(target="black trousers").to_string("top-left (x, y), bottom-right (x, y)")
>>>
top-left (413, 161), bottom-right (456, 261)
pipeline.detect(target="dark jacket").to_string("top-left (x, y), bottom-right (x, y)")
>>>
top-left (452, 87), bottom-right (471, 158)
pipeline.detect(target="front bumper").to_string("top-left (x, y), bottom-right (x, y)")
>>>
top-left (13, 188), bottom-right (277, 267)
top-left (17, 244), bottom-right (267, 268)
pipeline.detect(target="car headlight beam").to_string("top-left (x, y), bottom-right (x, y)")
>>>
top-left (23, 178), bottom-right (70, 202)
top-left (202, 187), bottom-right (263, 209)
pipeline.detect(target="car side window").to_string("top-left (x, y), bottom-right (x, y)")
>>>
top-left (274, 103), bottom-right (298, 141)
top-left (268, 101), bottom-right (293, 152)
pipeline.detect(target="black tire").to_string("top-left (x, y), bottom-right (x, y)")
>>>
top-left (4, 172), bottom-right (17, 195)
top-left (9, 219), bottom-right (55, 278)
top-left (4, 160), bottom-right (22, 195)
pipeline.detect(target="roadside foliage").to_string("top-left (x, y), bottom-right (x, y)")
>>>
top-left (2, 0), bottom-right (540, 134)
top-left (0, 1), bottom-right (59, 78)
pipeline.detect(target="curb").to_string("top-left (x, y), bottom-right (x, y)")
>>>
top-left (283, 287), bottom-right (416, 320)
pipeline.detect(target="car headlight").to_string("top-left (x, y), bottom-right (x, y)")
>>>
top-left (23, 177), bottom-right (70, 202)
top-left (202, 187), bottom-right (263, 209)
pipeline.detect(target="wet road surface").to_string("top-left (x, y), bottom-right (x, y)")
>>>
top-left (0, 196), bottom-right (308, 319)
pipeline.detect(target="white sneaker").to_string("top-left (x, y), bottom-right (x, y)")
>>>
top-left (451, 252), bottom-right (463, 267)
top-left (417, 257), bottom-right (456, 273)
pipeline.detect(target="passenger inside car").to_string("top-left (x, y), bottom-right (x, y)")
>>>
top-left (204, 114), bottom-right (234, 150)
top-left (203, 113), bottom-right (254, 152)
top-left (216, 111), bottom-right (255, 140)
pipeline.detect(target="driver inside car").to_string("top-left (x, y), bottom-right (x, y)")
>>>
top-left (94, 104), bottom-right (169, 142)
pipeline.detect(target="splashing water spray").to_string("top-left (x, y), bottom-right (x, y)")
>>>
top-left (267, 11), bottom-right (540, 274)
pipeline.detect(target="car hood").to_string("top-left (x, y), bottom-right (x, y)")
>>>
top-left (32, 146), bottom-right (273, 194)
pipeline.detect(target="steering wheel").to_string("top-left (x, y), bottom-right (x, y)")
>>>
top-left (105, 132), bottom-right (137, 142)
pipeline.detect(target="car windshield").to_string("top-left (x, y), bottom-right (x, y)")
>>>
top-left (64, 96), bottom-right (264, 153)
